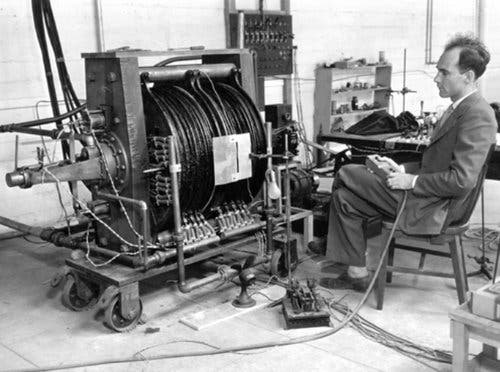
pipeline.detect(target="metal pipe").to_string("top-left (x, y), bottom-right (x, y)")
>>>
top-left (144, 235), bottom-right (221, 270)
top-left (425, 0), bottom-right (433, 64)
top-left (183, 235), bottom-right (221, 252)
top-left (475, 0), bottom-right (485, 42)
top-left (284, 133), bottom-right (292, 280)
top-left (179, 254), bottom-right (269, 293)
top-left (168, 136), bottom-right (187, 290)
top-left (179, 267), bottom-right (239, 293)
top-left (6, 158), bottom-right (108, 188)
top-left (94, 0), bottom-right (105, 53)
top-left (265, 122), bottom-right (275, 255)
top-left (0, 215), bottom-right (44, 237)
top-left (0, 215), bottom-right (140, 266)
top-left (52, 234), bottom-right (139, 266)
top-left (237, 11), bottom-right (245, 49)
top-left (139, 63), bottom-right (236, 82)
top-left (475, 0), bottom-right (485, 95)
top-left (95, 191), bottom-right (150, 269)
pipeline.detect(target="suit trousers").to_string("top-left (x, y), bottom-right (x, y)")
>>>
top-left (326, 164), bottom-right (405, 267)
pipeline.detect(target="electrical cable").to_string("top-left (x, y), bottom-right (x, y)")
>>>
top-left (30, 0), bottom-right (87, 213)
top-left (464, 226), bottom-right (500, 251)
top-left (90, 130), bottom-right (144, 242)
top-left (40, 167), bottom-right (149, 250)
top-left (326, 301), bottom-right (452, 366)
top-left (15, 192), bottom-right (409, 372)
top-left (292, 47), bottom-right (314, 168)
top-left (0, 105), bottom-right (86, 132)
top-left (31, 0), bottom-right (61, 125)
top-left (35, 100), bottom-right (73, 233)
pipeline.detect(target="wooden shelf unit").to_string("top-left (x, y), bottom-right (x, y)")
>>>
top-left (313, 64), bottom-right (392, 138)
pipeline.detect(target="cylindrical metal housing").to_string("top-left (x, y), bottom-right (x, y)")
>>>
top-left (139, 63), bottom-right (236, 82)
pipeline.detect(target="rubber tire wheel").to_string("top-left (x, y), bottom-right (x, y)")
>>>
top-left (104, 296), bottom-right (143, 332)
top-left (270, 249), bottom-right (288, 278)
top-left (61, 275), bottom-right (98, 312)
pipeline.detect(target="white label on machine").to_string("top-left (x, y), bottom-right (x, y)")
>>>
top-left (213, 133), bottom-right (252, 185)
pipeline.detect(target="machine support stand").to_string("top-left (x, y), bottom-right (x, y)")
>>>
top-left (284, 133), bottom-right (292, 281)
top-left (264, 121), bottom-right (275, 256)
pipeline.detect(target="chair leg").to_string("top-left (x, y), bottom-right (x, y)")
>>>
top-left (386, 238), bottom-right (395, 283)
top-left (459, 236), bottom-right (469, 292)
top-left (375, 248), bottom-right (389, 310)
top-left (418, 253), bottom-right (426, 270)
top-left (450, 235), bottom-right (468, 304)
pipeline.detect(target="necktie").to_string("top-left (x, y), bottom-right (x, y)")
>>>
top-left (437, 104), bottom-right (454, 129)
top-left (432, 104), bottom-right (453, 139)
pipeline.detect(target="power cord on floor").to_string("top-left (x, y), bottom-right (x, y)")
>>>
top-left (14, 193), bottom-right (410, 372)
top-left (326, 300), bottom-right (452, 367)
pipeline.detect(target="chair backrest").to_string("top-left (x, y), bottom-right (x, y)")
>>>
top-left (445, 144), bottom-right (495, 229)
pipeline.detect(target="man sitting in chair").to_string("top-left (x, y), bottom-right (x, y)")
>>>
top-left (311, 34), bottom-right (497, 291)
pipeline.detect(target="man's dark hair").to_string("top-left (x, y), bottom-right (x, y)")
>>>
top-left (444, 34), bottom-right (490, 79)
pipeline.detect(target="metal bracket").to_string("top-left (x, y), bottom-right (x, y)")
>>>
top-left (50, 266), bottom-right (71, 288)
top-left (97, 284), bottom-right (120, 310)
top-left (213, 133), bottom-right (252, 185)
top-left (119, 283), bottom-right (140, 321)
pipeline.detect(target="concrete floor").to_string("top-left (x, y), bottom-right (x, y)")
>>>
top-left (1, 180), bottom-right (500, 372)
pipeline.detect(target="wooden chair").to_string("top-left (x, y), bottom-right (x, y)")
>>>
top-left (373, 145), bottom-right (495, 310)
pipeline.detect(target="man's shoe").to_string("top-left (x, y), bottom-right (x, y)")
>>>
top-left (308, 241), bottom-right (326, 255)
top-left (319, 272), bottom-right (370, 292)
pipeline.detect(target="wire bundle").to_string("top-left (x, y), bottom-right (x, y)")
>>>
top-left (31, 0), bottom-right (83, 136)
top-left (142, 72), bottom-right (266, 229)
top-left (31, 0), bottom-right (85, 221)
top-left (327, 301), bottom-right (452, 366)
top-left (202, 79), bottom-right (266, 199)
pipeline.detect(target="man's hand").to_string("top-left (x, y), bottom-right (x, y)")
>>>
top-left (376, 156), bottom-right (405, 173)
top-left (386, 172), bottom-right (416, 190)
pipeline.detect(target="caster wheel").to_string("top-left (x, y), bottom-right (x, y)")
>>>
top-left (62, 275), bottom-right (98, 311)
top-left (104, 296), bottom-right (143, 332)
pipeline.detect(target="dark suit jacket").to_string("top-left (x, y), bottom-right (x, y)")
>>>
top-left (399, 92), bottom-right (496, 235)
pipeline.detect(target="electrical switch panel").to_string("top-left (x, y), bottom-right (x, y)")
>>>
top-left (229, 13), bottom-right (294, 76)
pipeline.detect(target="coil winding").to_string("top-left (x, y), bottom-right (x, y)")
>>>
top-left (143, 71), bottom-right (266, 230)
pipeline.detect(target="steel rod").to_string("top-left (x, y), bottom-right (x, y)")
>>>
top-left (168, 136), bottom-right (187, 291)
top-left (284, 133), bottom-right (292, 280)
top-left (265, 122), bottom-right (274, 256)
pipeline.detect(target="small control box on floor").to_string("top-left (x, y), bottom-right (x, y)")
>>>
top-left (282, 279), bottom-right (331, 329)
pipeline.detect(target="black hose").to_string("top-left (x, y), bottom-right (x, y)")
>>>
top-left (31, 0), bottom-right (61, 125)
top-left (0, 105), bottom-right (86, 133)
